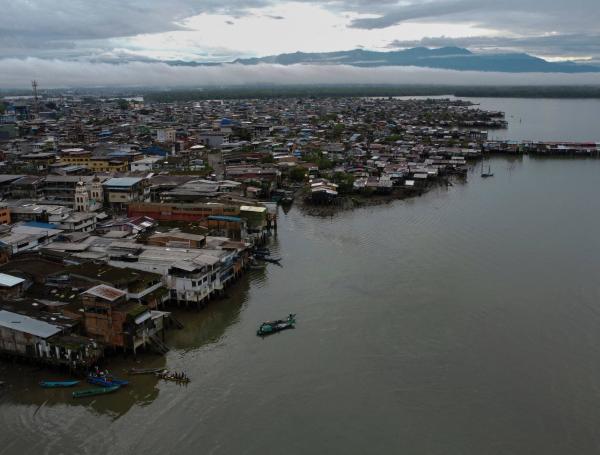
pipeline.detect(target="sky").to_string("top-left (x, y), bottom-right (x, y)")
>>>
top-left (1, 0), bottom-right (599, 87)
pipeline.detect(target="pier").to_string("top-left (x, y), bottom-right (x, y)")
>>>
top-left (483, 141), bottom-right (600, 157)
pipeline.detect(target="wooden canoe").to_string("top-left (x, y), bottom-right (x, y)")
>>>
top-left (72, 385), bottom-right (120, 399)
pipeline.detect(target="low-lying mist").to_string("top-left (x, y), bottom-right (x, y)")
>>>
top-left (2, 58), bottom-right (600, 89)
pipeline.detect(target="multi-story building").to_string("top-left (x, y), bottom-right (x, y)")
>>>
top-left (102, 177), bottom-right (147, 212)
top-left (81, 284), bottom-right (167, 352)
top-left (127, 201), bottom-right (240, 222)
top-left (44, 175), bottom-right (106, 209)
top-left (157, 128), bottom-right (176, 143)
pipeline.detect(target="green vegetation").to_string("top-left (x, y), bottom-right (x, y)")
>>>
top-left (303, 151), bottom-right (334, 170)
top-left (289, 167), bottom-right (307, 182)
top-left (384, 134), bottom-right (403, 144)
top-left (331, 172), bottom-right (355, 195)
top-left (116, 98), bottom-right (130, 110)
top-left (260, 154), bottom-right (275, 164)
top-left (143, 85), bottom-right (600, 102)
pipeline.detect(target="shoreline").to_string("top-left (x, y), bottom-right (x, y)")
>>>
top-left (296, 178), bottom-right (461, 217)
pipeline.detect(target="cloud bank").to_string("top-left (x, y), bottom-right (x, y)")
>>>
top-left (2, 1), bottom-right (600, 63)
top-left (1, 59), bottom-right (599, 89)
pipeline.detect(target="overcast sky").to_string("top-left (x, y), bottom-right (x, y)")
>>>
top-left (1, 1), bottom-right (599, 87)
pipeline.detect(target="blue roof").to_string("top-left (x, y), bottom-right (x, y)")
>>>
top-left (104, 177), bottom-right (143, 187)
top-left (208, 215), bottom-right (242, 223)
top-left (23, 221), bottom-right (59, 230)
top-left (141, 146), bottom-right (168, 157)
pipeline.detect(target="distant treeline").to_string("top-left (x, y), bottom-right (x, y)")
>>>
top-left (143, 85), bottom-right (600, 102)
top-left (4, 84), bottom-right (600, 101)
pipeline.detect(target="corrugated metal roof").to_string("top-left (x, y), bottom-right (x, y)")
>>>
top-left (0, 273), bottom-right (25, 287)
top-left (104, 177), bottom-right (143, 187)
top-left (171, 261), bottom-right (199, 272)
top-left (0, 310), bottom-right (62, 338)
top-left (240, 205), bottom-right (266, 213)
top-left (83, 284), bottom-right (126, 301)
top-left (134, 312), bottom-right (152, 325)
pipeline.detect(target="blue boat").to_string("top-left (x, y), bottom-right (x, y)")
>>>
top-left (40, 380), bottom-right (80, 388)
top-left (87, 374), bottom-right (129, 387)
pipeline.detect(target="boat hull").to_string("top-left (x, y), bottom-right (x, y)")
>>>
top-left (129, 368), bottom-right (166, 375)
top-left (73, 385), bottom-right (120, 399)
top-left (87, 375), bottom-right (129, 387)
top-left (40, 380), bottom-right (79, 388)
top-left (257, 315), bottom-right (296, 336)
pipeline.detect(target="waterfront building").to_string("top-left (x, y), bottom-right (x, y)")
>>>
top-left (0, 309), bottom-right (103, 368)
top-left (81, 284), bottom-right (167, 352)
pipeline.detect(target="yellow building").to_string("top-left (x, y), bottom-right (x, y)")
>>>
top-left (59, 150), bottom-right (130, 172)
top-left (89, 158), bottom-right (129, 172)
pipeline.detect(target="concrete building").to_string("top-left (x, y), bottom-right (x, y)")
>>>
top-left (157, 128), bottom-right (176, 143)
top-left (103, 177), bottom-right (147, 212)
top-left (44, 175), bottom-right (107, 209)
top-left (130, 156), bottom-right (161, 172)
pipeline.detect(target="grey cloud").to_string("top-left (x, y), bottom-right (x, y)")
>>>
top-left (0, 0), bottom-right (277, 44)
top-left (1, 58), bottom-right (599, 89)
top-left (350, 0), bottom-right (600, 34)
top-left (3, 0), bottom-right (600, 64)
top-left (351, 0), bottom-right (482, 29)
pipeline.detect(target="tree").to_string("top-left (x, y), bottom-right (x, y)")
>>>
top-left (116, 99), bottom-right (130, 110)
top-left (332, 172), bottom-right (355, 195)
top-left (289, 167), bottom-right (307, 182)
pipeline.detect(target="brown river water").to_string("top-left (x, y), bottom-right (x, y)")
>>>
top-left (2, 98), bottom-right (600, 454)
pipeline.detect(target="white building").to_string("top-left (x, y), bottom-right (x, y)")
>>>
top-left (130, 156), bottom-right (161, 172)
top-left (157, 128), bottom-right (176, 143)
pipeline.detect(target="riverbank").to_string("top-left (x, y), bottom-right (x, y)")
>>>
top-left (298, 177), bottom-right (461, 216)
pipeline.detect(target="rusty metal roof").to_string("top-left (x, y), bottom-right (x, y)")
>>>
top-left (82, 284), bottom-right (126, 302)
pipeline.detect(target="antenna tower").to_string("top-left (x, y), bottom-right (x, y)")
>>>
top-left (31, 80), bottom-right (39, 119)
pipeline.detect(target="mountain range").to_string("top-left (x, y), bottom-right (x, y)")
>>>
top-left (214, 47), bottom-right (599, 73)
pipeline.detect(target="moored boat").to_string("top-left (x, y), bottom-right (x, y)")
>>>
top-left (87, 374), bottom-right (129, 387)
top-left (129, 368), bottom-right (166, 375)
top-left (257, 314), bottom-right (296, 336)
top-left (481, 161), bottom-right (494, 178)
top-left (40, 380), bottom-right (80, 388)
top-left (72, 385), bottom-right (120, 399)
top-left (259, 256), bottom-right (281, 264)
